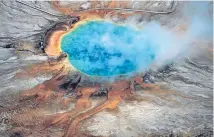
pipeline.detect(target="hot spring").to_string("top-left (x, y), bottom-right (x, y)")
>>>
top-left (61, 20), bottom-right (157, 76)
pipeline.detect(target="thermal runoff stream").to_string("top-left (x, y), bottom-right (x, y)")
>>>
top-left (61, 20), bottom-right (158, 76)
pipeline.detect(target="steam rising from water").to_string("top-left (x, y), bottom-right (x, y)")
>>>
top-left (61, 1), bottom-right (212, 77)
top-left (184, 1), bottom-right (213, 40)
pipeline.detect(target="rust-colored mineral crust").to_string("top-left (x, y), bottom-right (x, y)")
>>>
top-left (13, 63), bottom-right (190, 137)
top-left (43, 17), bottom-right (80, 57)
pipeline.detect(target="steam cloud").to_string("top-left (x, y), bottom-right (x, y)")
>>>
top-left (125, 1), bottom-right (213, 71)
top-left (61, 1), bottom-right (212, 78)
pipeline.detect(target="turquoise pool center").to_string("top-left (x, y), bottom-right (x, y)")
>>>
top-left (61, 20), bottom-right (157, 76)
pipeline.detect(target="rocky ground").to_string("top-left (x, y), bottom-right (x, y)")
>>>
top-left (0, 1), bottom-right (213, 137)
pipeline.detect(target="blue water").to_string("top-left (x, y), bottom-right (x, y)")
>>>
top-left (61, 20), bottom-right (157, 76)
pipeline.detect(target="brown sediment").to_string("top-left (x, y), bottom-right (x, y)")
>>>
top-left (44, 86), bottom-right (100, 128)
top-left (62, 77), bottom-right (143, 137)
top-left (20, 65), bottom-right (70, 102)
top-left (14, 56), bottom-right (67, 79)
top-left (11, 108), bottom-right (50, 127)
top-left (51, 1), bottom-right (115, 17)
top-left (62, 76), bottom-right (193, 137)
top-left (107, 0), bottom-right (116, 8)
top-left (51, 0), bottom-right (138, 18)
top-left (143, 89), bottom-right (188, 105)
top-left (12, 65), bottom-right (190, 137)
top-left (64, 88), bottom-right (127, 137)
top-left (133, 76), bottom-right (193, 103)
top-left (51, 1), bottom-right (74, 15)
top-left (51, 1), bottom-right (104, 19)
